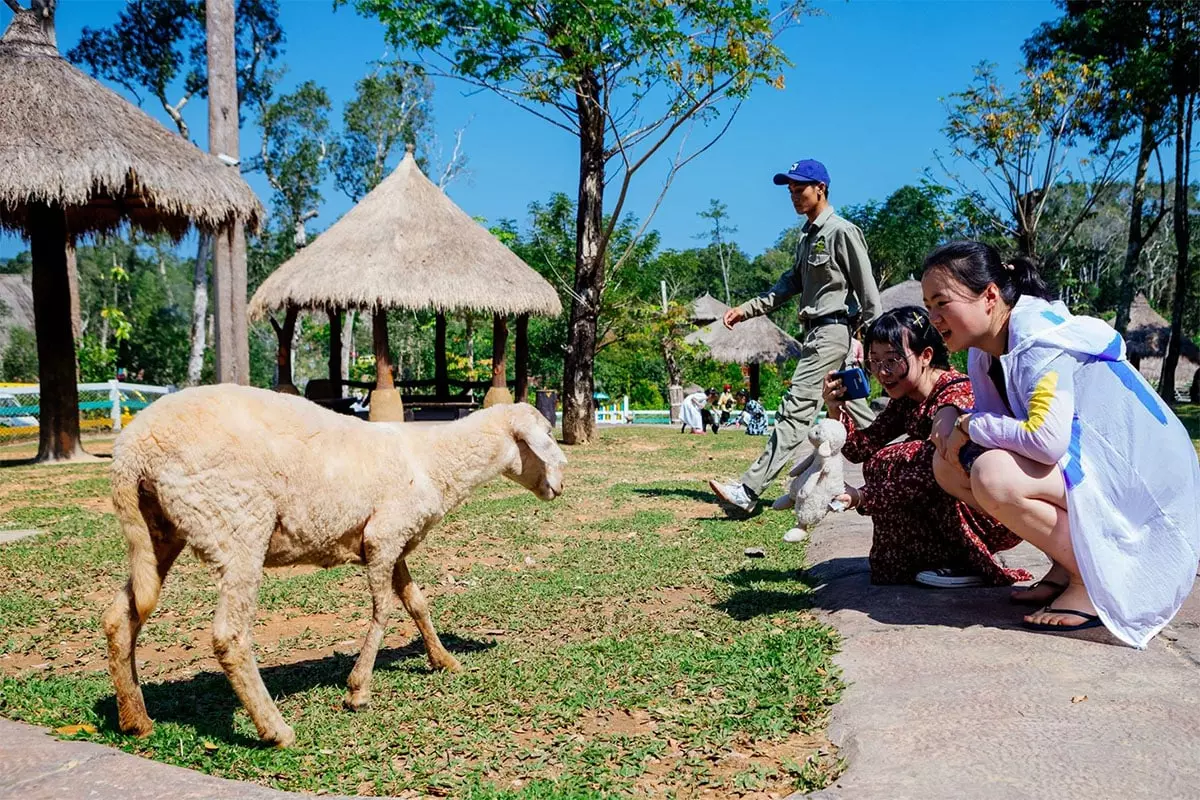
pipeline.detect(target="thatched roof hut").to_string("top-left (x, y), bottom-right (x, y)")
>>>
top-left (684, 294), bottom-right (803, 398)
top-left (0, 8), bottom-right (262, 238)
top-left (1121, 294), bottom-right (1199, 393)
top-left (0, 2), bottom-right (263, 461)
top-left (880, 279), bottom-right (924, 312)
top-left (248, 146), bottom-right (561, 419)
top-left (690, 293), bottom-right (730, 326)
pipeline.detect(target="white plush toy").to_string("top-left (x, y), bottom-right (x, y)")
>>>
top-left (773, 417), bottom-right (848, 544)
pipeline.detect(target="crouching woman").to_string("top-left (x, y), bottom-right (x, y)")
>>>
top-left (922, 241), bottom-right (1200, 647)
top-left (825, 306), bottom-right (1029, 587)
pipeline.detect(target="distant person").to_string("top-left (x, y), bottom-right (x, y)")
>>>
top-left (922, 241), bottom-right (1200, 647)
top-left (738, 389), bottom-right (768, 436)
top-left (710, 158), bottom-right (882, 513)
top-left (701, 387), bottom-right (721, 434)
top-left (716, 384), bottom-right (737, 425)
top-left (680, 388), bottom-right (708, 434)
top-left (825, 307), bottom-right (1027, 587)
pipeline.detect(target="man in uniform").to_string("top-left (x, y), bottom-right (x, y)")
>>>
top-left (710, 159), bottom-right (881, 513)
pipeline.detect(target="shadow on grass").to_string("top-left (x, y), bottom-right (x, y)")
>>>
top-left (92, 632), bottom-right (495, 747)
top-left (629, 486), bottom-right (769, 520)
top-left (713, 567), bottom-right (814, 621)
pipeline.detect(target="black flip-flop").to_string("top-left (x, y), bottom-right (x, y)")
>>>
top-left (1022, 607), bottom-right (1104, 632)
top-left (1009, 579), bottom-right (1068, 606)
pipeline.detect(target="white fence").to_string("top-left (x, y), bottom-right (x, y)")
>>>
top-left (0, 381), bottom-right (173, 441)
top-left (596, 395), bottom-right (777, 426)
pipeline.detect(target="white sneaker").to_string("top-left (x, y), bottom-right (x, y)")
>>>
top-left (782, 527), bottom-right (808, 544)
top-left (915, 568), bottom-right (986, 588)
top-left (709, 480), bottom-right (756, 513)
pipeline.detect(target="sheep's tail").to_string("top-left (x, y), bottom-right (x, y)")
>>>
top-left (111, 459), bottom-right (161, 622)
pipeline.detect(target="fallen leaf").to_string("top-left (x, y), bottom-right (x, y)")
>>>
top-left (202, 740), bottom-right (220, 752)
top-left (55, 724), bottom-right (97, 736)
top-left (1071, 695), bottom-right (1088, 704)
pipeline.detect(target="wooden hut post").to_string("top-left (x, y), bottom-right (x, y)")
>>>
top-left (435, 312), bottom-right (449, 399)
top-left (30, 201), bottom-right (85, 462)
top-left (369, 308), bottom-right (405, 421)
top-left (515, 313), bottom-right (529, 403)
top-left (483, 314), bottom-right (513, 407)
top-left (748, 363), bottom-right (761, 401)
top-left (271, 305), bottom-right (300, 394)
top-left (327, 308), bottom-right (342, 392)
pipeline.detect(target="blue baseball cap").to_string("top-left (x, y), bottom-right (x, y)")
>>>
top-left (772, 159), bottom-right (830, 187)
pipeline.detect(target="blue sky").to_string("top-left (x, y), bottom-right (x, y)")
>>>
top-left (1, 0), bottom-right (1062, 260)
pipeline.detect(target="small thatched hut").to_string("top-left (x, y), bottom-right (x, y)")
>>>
top-left (1121, 294), bottom-right (1199, 394)
top-left (249, 146), bottom-right (561, 421)
top-left (0, 1), bottom-right (262, 461)
top-left (880, 279), bottom-right (924, 312)
top-left (685, 293), bottom-right (803, 398)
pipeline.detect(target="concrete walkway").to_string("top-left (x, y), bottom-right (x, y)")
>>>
top-left (799, 463), bottom-right (1200, 800)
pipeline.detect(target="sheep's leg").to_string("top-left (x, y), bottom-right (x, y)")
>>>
top-left (102, 532), bottom-right (185, 737)
top-left (211, 565), bottom-right (294, 747)
top-left (345, 557), bottom-right (399, 710)
top-left (394, 559), bottom-right (461, 673)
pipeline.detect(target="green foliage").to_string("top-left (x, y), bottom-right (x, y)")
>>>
top-left (335, 63), bottom-right (435, 201)
top-left (0, 251), bottom-right (31, 275)
top-left (255, 80), bottom-right (334, 230)
top-left (843, 184), bottom-right (950, 287)
top-left (77, 335), bottom-right (116, 382)
top-left (1, 328), bottom-right (37, 382)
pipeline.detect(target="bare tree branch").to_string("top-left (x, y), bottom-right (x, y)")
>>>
top-left (2, 0), bottom-right (24, 13)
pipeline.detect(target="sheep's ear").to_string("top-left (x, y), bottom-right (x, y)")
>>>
top-left (772, 493), bottom-right (794, 510)
top-left (789, 453), bottom-right (814, 477)
top-left (513, 415), bottom-right (564, 466)
top-left (817, 441), bottom-right (833, 458)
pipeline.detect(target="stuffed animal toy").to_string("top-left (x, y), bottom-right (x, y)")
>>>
top-left (773, 417), bottom-right (848, 544)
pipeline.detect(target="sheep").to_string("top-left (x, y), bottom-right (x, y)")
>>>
top-left (101, 384), bottom-right (566, 748)
top-left (772, 418), bottom-right (847, 544)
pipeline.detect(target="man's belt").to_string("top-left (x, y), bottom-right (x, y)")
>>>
top-left (804, 312), bottom-right (849, 328)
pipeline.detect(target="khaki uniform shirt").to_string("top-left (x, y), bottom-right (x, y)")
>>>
top-left (735, 206), bottom-right (881, 331)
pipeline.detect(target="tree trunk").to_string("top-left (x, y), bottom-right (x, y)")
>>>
top-left (340, 310), bottom-right (354, 383)
top-left (372, 308), bottom-right (394, 391)
top-left (327, 308), bottom-right (342, 390)
top-left (749, 363), bottom-right (761, 401)
top-left (1158, 90), bottom-right (1193, 402)
top-left (561, 68), bottom-right (605, 444)
top-left (185, 234), bottom-right (211, 386)
top-left (515, 313), bottom-right (529, 403)
top-left (660, 336), bottom-right (683, 423)
top-left (483, 314), bottom-right (512, 407)
top-left (30, 202), bottom-right (85, 462)
top-left (464, 312), bottom-right (475, 377)
top-left (272, 306), bottom-right (299, 393)
top-left (434, 311), bottom-right (448, 398)
top-left (206, 0), bottom-right (246, 383)
top-left (1115, 119), bottom-right (1157, 337)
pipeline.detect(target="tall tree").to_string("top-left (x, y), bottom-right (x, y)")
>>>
top-left (255, 80), bottom-right (333, 247)
top-left (68, 0), bottom-right (282, 385)
top-left (347, 0), bottom-right (809, 444)
top-left (938, 58), bottom-right (1130, 262)
top-left (843, 184), bottom-right (949, 287)
top-left (695, 199), bottom-right (738, 305)
top-left (1025, 0), bottom-right (1174, 336)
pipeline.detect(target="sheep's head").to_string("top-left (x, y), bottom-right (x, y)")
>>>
top-left (808, 418), bottom-right (847, 458)
top-left (502, 404), bottom-right (567, 500)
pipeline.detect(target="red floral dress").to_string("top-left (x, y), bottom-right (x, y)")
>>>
top-left (837, 370), bottom-right (1032, 586)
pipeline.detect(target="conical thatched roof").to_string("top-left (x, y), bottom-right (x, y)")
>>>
top-left (1124, 293), bottom-right (1200, 362)
top-left (691, 293), bottom-right (729, 324)
top-left (0, 7), bottom-right (262, 238)
top-left (880, 279), bottom-right (924, 312)
top-left (684, 295), bottom-right (803, 364)
top-left (249, 149), bottom-right (562, 318)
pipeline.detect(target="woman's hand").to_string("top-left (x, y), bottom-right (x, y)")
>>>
top-left (944, 417), bottom-right (971, 477)
top-left (822, 370), bottom-right (846, 414)
top-left (833, 484), bottom-right (862, 510)
top-left (930, 406), bottom-right (959, 460)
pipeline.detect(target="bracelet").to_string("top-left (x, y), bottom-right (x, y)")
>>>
top-left (955, 415), bottom-right (971, 435)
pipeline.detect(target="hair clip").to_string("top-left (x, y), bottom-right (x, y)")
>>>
top-left (1003, 262), bottom-right (1015, 272)
top-left (910, 311), bottom-right (924, 328)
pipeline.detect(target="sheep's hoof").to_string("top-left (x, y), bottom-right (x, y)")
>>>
top-left (782, 527), bottom-right (808, 544)
top-left (121, 718), bottom-right (154, 739)
top-left (432, 655), bottom-right (462, 673)
top-left (264, 725), bottom-right (296, 748)
top-left (343, 692), bottom-right (370, 711)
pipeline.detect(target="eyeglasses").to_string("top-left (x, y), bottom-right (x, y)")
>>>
top-left (865, 355), bottom-right (909, 376)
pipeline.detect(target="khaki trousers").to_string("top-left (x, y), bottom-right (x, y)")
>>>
top-left (740, 323), bottom-right (874, 497)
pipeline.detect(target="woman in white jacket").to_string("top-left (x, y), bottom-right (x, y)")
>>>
top-left (922, 241), bottom-right (1200, 648)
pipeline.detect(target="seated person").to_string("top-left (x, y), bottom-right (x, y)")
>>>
top-left (738, 389), bottom-right (768, 435)
top-left (825, 306), bottom-right (1030, 587)
top-left (717, 384), bottom-right (737, 425)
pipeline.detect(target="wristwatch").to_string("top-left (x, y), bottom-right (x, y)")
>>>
top-left (955, 414), bottom-right (972, 436)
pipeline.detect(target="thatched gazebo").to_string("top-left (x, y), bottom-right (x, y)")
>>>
top-left (1121, 294), bottom-right (1199, 394)
top-left (880, 278), bottom-right (924, 312)
top-left (685, 293), bottom-right (803, 398)
top-left (249, 145), bottom-right (561, 421)
top-left (0, 1), bottom-right (262, 461)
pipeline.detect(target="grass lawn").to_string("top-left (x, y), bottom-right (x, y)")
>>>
top-left (0, 424), bottom-right (841, 799)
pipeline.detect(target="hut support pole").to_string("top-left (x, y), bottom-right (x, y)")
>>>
top-left (435, 312), bottom-right (449, 399)
top-left (212, 226), bottom-right (235, 383)
top-left (483, 314), bottom-right (512, 407)
top-left (515, 314), bottom-right (529, 403)
top-left (271, 306), bottom-right (300, 394)
top-left (328, 308), bottom-right (342, 392)
top-left (369, 308), bottom-right (404, 421)
top-left (749, 363), bottom-right (761, 401)
top-left (30, 202), bottom-right (86, 462)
